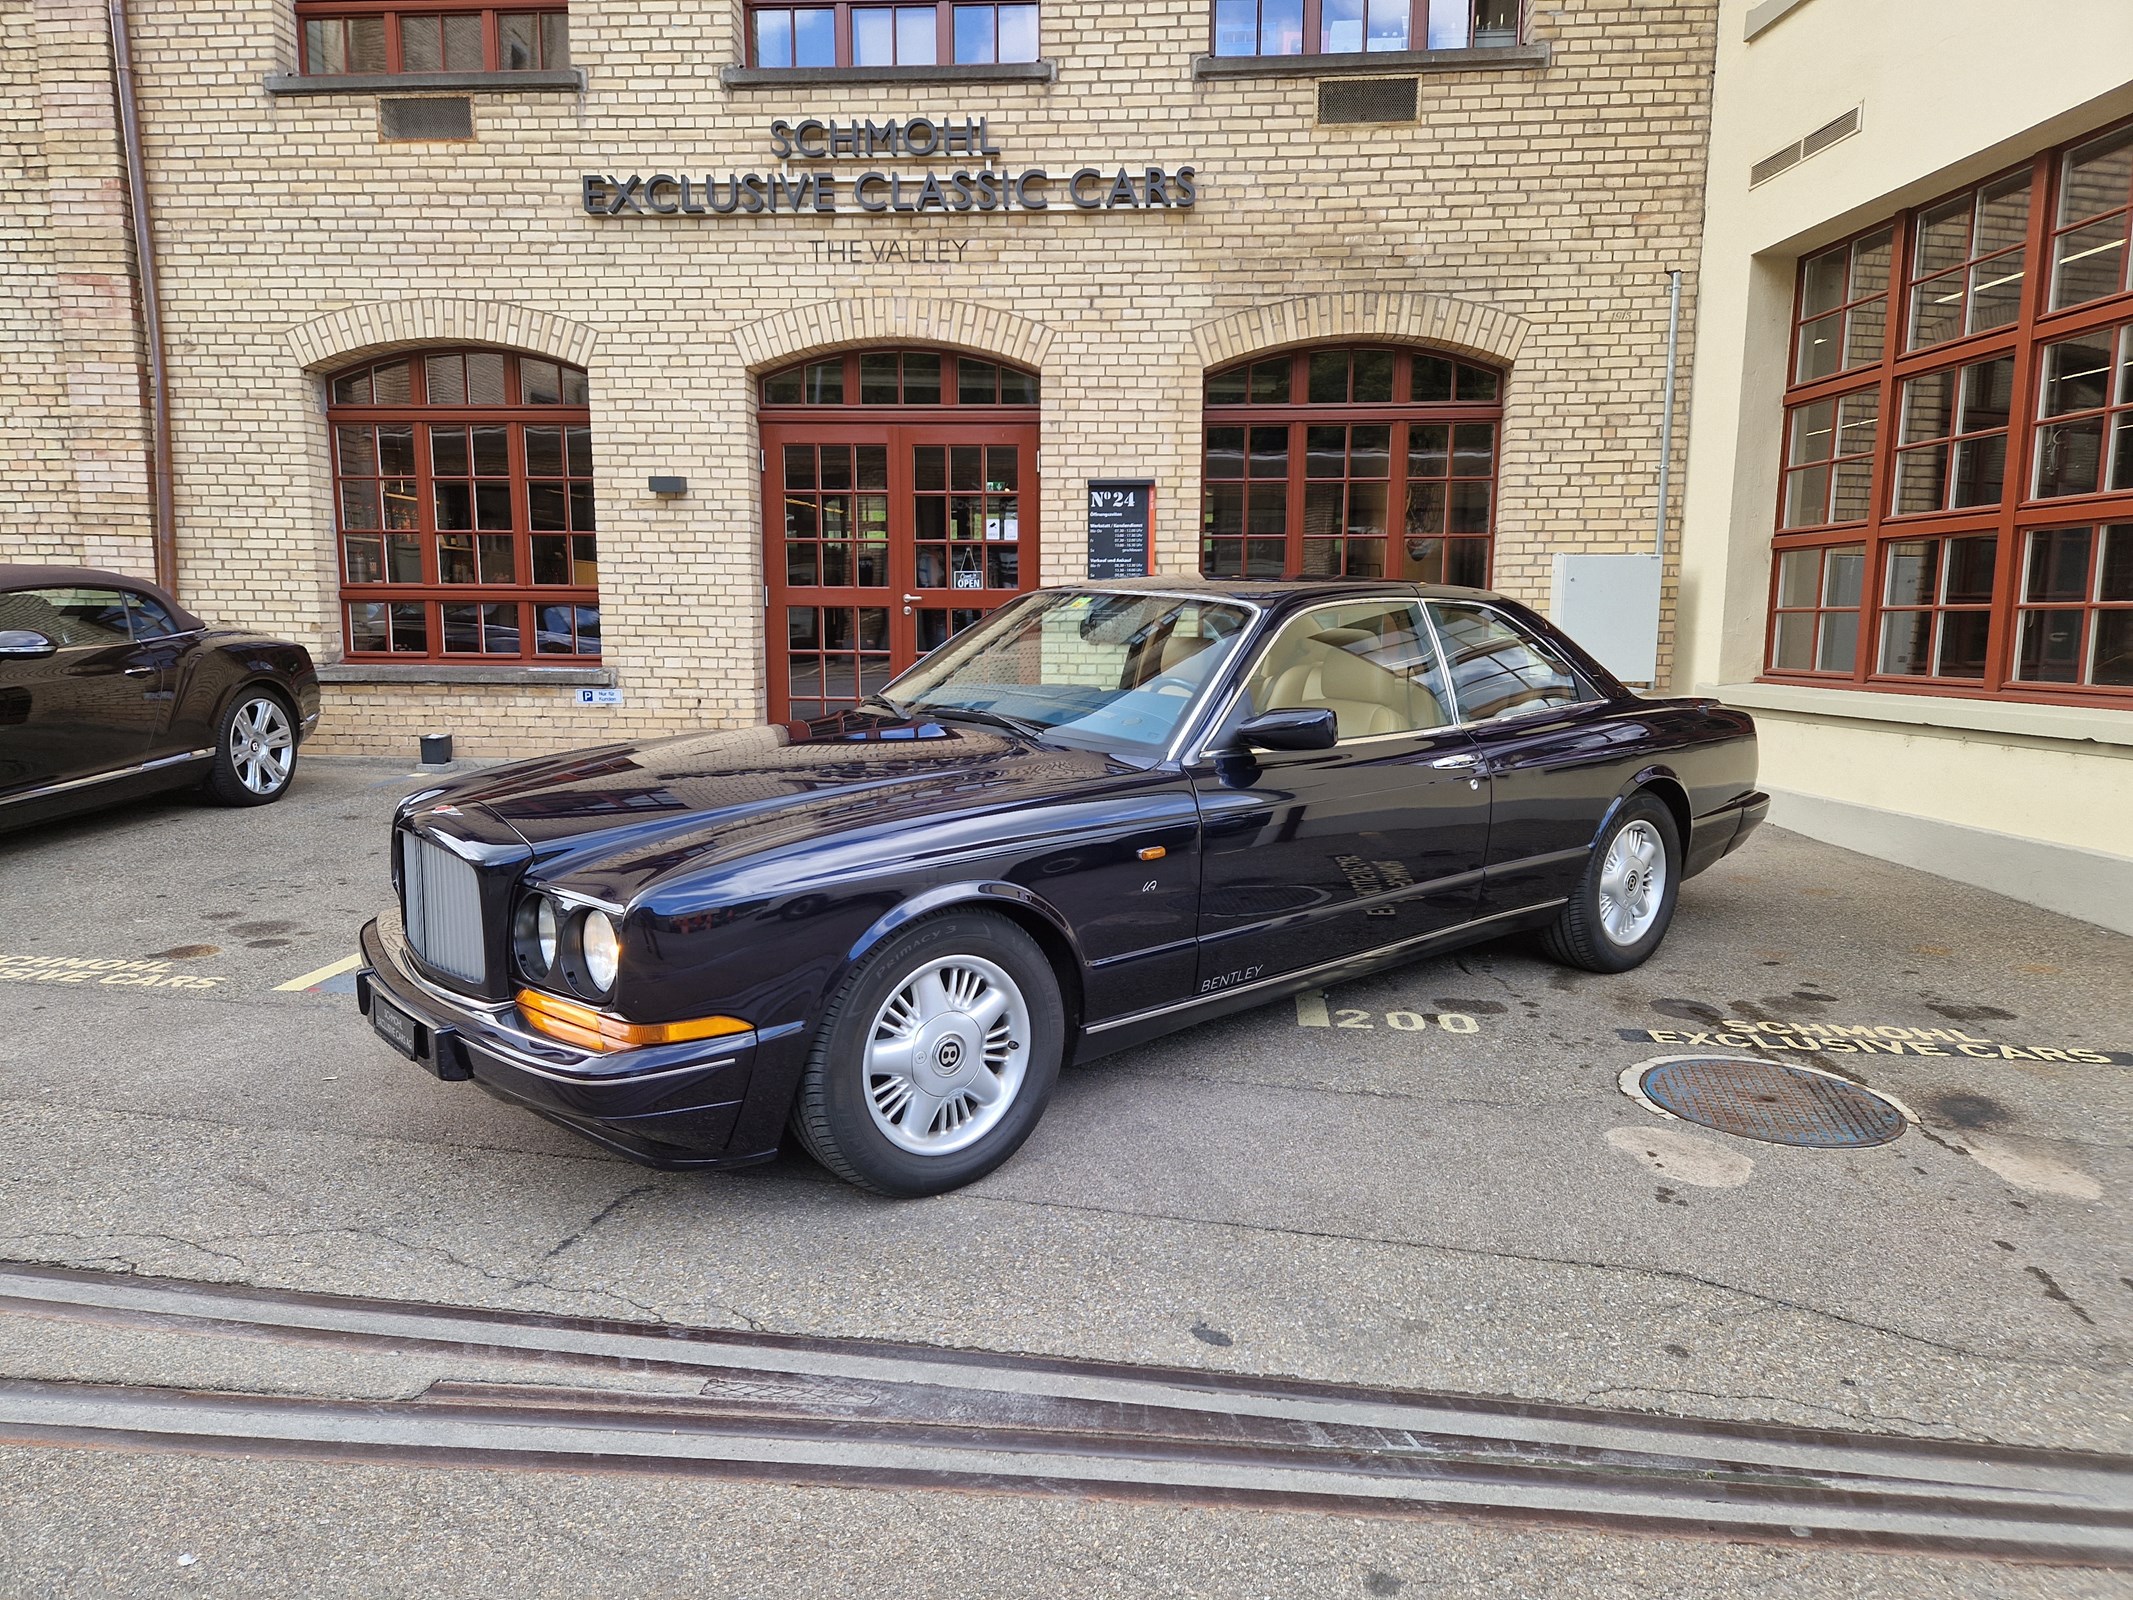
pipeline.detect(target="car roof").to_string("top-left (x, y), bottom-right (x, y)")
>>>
top-left (0, 564), bottom-right (204, 631)
top-left (1054, 574), bottom-right (1513, 607)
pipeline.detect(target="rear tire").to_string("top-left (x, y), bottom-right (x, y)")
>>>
top-left (1540, 793), bottom-right (1680, 974)
top-left (203, 689), bottom-right (298, 807)
top-left (791, 911), bottom-right (1064, 1197)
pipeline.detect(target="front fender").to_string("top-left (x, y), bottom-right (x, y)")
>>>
top-left (843, 878), bottom-right (1090, 974)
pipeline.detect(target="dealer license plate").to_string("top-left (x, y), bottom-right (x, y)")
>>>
top-left (370, 992), bottom-right (425, 1061)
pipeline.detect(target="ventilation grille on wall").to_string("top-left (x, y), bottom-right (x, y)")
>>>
top-left (1318, 78), bottom-right (1417, 126)
top-left (380, 97), bottom-right (474, 141)
top-left (1750, 105), bottom-right (1860, 187)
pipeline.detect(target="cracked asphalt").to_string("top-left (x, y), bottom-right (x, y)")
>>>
top-left (0, 755), bottom-right (2127, 1598)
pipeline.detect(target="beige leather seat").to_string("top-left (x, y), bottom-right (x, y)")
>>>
top-left (1259, 629), bottom-right (1445, 738)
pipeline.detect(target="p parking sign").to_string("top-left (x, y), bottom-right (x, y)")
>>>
top-left (576, 687), bottom-right (623, 706)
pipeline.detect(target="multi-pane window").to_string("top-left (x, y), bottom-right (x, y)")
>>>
top-left (1765, 117), bottom-right (2133, 704)
top-left (1202, 347), bottom-right (1501, 586)
top-left (1781, 388), bottom-right (1878, 528)
top-left (1892, 354), bottom-right (2014, 514)
top-left (1875, 536), bottom-right (1997, 679)
top-left (329, 348), bottom-right (598, 662)
top-left (1793, 229), bottom-right (1891, 382)
top-left (761, 350), bottom-right (1038, 407)
top-left (2015, 524), bottom-right (2133, 687)
top-left (1906, 173), bottom-right (2030, 350)
top-left (2050, 126), bottom-right (2133, 311)
top-left (2033, 322), bottom-right (2133, 498)
top-left (296, 4), bottom-right (568, 73)
top-left (1769, 545), bottom-right (1866, 677)
top-left (747, 2), bottom-right (1038, 66)
top-left (1211, 0), bottom-right (1513, 55)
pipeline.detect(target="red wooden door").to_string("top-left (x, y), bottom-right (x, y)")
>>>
top-left (763, 419), bottom-right (1038, 722)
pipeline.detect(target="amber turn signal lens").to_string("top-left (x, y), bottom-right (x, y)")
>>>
top-left (1137, 845), bottom-right (1166, 861)
top-left (516, 988), bottom-right (752, 1052)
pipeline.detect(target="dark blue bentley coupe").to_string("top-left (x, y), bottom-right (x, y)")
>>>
top-left (358, 579), bottom-right (1766, 1195)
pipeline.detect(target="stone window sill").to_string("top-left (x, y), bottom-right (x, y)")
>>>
top-left (1191, 42), bottom-right (1549, 79)
top-left (720, 60), bottom-right (1057, 87)
top-left (1709, 680), bottom-right (2133, 751)
top-left (264, 69), bottom-right (585, 96)
top-left (318, 662), bottom-right (615, 688)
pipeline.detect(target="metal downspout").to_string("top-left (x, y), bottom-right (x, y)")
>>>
top-left (1655, 269), bottom-right (1682, 561)
top-left (107, 0), bottom-right (175, 594)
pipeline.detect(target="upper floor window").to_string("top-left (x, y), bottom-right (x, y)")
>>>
top-left (747, 2), bottom-right (1038, 67)
top-left (297, 3), bottom-right (569, 75)
top-left (1765, 116), bottom-right (2133, 706)
top-left (1211, 0), bottom-right (1515, 58)
top-left (328, 349), bottom-right (599, 663)
top-left (1201, 346), bottom-right (1502, 586)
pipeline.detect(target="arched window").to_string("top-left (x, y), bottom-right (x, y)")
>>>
top-left (328, 348), bottom-right (598, 662)
top-left (1201, 346), bottom-right (1502, 586)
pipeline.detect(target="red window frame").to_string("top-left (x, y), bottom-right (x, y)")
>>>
top-left (328, 347), bottom-right (599, 664)
top-left (295, 2), bottom-right (568, 75)
top-left (1201, 346), bottom-right (1503, 585)
top-left (742, 1), bottom-right (1040, 68)
top-left (1765, 115), bottom-right (2133, 705)
top-left (1206, 0), bottom-right (1517, 57)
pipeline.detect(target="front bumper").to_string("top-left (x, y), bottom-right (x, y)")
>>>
top-left (356, 916), bottom-right (758, 1168)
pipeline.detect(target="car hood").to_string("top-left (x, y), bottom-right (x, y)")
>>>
top-left (433, 712), bottom-right (1144, 899)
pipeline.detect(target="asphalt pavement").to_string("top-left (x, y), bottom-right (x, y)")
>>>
top-left (0, 755), bottom-right (2126, 1598)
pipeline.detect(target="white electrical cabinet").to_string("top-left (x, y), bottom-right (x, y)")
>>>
top-left (1549, 553), bottom-right (1662, 686)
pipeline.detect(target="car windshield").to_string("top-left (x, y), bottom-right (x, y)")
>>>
top-left (887, 590), bottom-right (1253, 755)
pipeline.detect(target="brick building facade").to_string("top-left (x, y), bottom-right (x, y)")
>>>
top-left (1, 0), bottom-right (1717, 755)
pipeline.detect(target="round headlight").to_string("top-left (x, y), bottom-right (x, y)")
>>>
top-left (579, 909), bottom-right (621, 994)
top-left (513, 894), bottom-right (562, 979)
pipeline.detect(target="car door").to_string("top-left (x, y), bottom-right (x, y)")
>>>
top-left (120, 590), bottom-right (196, 758)
top-left (1186, 596), bottom-right (1489, 992)
top-left (1426, 599), bottom-right (1629, 914)
top-left (0, 586), bottom-right (166, 793)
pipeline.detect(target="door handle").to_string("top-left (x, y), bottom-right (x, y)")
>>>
top-left (123, 665), bottom-right (156, 677)
top-left (901, 591), bottom-right (922, 616)
top-left (1429, 752), bottom-right (1479, 769)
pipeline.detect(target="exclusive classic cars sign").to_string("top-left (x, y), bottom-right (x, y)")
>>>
top-left (581, 116), bottom-right (1198, 217)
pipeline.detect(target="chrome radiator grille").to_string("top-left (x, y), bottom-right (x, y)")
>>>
top-left (400, 831), bottom-right (487, 985)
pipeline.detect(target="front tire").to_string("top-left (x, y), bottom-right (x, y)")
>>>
top-left (791, 911), bottom-right (1064, 1197)
top-left (203, 689), bottom-right (298, 807)
top-left (1540, 794), bottom-right (1680, 974)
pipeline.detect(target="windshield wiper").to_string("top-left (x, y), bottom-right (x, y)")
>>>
top-left (857, 692), bottom-right (907, 718)
top-left (909, 704), bottom-right (1049, 741)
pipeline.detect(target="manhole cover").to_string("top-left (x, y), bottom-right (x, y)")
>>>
top-left (1621, 1055), bottom-right (1911, 1149)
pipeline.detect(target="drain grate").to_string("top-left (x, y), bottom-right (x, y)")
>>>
top-left (1630, 1056), bottom-right (1909, 1149)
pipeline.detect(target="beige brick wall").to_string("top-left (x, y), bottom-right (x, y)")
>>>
top-left (0, 0), bottom-right (1717, 757)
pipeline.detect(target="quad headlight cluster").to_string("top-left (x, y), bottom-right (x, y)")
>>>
top-left (512, 892), bottom-right (621, 1000)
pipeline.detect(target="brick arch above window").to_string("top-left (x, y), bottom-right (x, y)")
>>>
top-left (285, 297), bottom-right (601, 375)
top-left (1190, 292), bottom-right (1531, 375)
top-left (731, 296), bottom-right (1054, 377)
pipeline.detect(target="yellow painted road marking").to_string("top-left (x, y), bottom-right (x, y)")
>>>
top-left (275, 954), bottom-right (363, 993)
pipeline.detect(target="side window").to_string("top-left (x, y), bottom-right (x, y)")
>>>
top-left (1245, 599), bottom-right (1452, 739)
top-left (2, 588), bottom-right (133, 649)
top-left (124, 592), bottom-right (185, 640)
top-left (1428, 601), bottom-right (1588, 721)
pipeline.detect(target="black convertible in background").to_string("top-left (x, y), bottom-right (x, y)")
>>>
top-left (0, 564), bottom-right (320, 831)
top-left (359, 578), bottom-right (1766, 1196)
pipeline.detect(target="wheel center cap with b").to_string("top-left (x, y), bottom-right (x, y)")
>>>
top-left (915, 1018), bottom-right (979, 1092)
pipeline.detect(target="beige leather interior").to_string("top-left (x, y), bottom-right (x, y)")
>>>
top-left (1155, 630), bottom-right (1214, 674)
top-left (1256, 627), bottom-right (1445, 739)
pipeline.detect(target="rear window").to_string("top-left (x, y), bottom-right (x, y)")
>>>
top-left (1427, 601), bottom-right (1589, 722)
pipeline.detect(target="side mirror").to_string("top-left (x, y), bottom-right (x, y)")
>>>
top-left (0, 629), bottom-right (55, 660)
top-left (1234, 707), bottom-right (1338, 751)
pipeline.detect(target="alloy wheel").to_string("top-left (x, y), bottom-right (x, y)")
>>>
top-left (1596, 818), bottom-right (1667, 946)
top-left (229, 696), bottom-right (294, 796)
top-left (863, 954), bottom-right (1031, 1156)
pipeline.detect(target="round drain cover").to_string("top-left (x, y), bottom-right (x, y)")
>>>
top-left (1624, 1056), bottom-right (1910, 1149)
